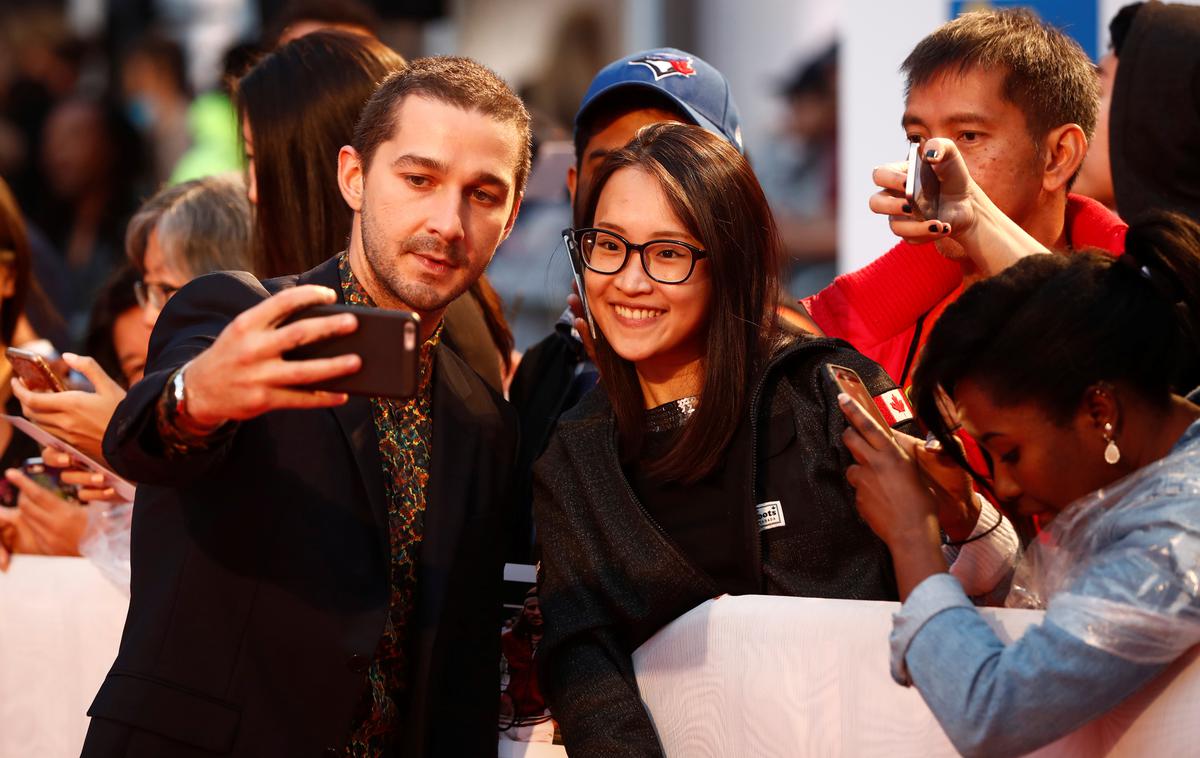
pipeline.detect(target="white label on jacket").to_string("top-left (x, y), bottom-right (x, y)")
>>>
top-left (756, 500), bottom-right (786, 531)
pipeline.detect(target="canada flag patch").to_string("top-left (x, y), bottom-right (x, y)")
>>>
top-left (628, 55), bottom-right (697, 81)
top-left (873, 389), bottom-right (914, 426)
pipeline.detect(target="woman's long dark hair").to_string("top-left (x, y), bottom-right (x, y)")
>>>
top-left (580, 123), bottom-right (783, 482)
top-left (912, 210), bottom-right (1200, 481)
top-left (235, 30), bottom-right (404, 279)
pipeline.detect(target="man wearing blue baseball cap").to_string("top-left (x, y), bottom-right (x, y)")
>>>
top-left (506, 48), bottom-right (744, 560)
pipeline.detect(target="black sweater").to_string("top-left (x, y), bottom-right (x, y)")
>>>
top-left (533, 336), bottom-right (915, 756)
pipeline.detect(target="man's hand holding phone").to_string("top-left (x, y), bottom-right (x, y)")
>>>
top-left (180, 285), bottom-right (362, 431)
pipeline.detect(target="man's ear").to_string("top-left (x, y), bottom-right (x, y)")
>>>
top-left (337, 145), bottom-right (365, 212)
top-left (498, 192), bottom-right (524, 245)
top-left (1041, 123), bottom-right (1088, 194)
top-left (566, 164), bottom-right (578, 206)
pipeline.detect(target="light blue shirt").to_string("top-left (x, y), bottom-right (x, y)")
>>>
top-left (890, 419), bottom-right (1200, 758)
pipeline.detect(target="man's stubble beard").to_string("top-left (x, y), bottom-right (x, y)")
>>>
top-left (359, 196), bottom-right (479, 312)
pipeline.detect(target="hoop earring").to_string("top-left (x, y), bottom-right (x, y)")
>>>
top-left (1103, 422), bottom-right (1121, 465)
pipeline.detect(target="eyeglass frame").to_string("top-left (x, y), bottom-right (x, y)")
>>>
top-left (133, 280), bottom-right (181, 311)
top-left (565, 227), bottom-right (709, 285)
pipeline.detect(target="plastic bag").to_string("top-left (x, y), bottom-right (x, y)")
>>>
top-left (1006, 448), bottom-right (1200, 664)
top-left (79, 499), bottom-right (133, 595)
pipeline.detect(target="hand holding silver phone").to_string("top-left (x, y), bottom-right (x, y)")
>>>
top-left (904, 141), bottom-right (941, 222)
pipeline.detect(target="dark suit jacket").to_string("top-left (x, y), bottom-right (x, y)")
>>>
top-left (82, 257), bottom-right (516, 758)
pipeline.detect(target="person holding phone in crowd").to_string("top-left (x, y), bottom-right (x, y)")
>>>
top-left (803, 9), bottom-right (1126, 388)
top-left (840, 203), bottom-right (1200, 757)
top-left (13, 174), bottom-right (251, 465)
top-left (534, 122), bottom-right (933, 756)
top-left (83, 58), bottom-right (525, 757)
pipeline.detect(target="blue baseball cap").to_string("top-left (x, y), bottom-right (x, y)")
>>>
top-left (575, 48), bottom-right (744, 154)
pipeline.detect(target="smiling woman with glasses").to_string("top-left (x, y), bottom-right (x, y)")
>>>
top-left (533, 123), bottom-right (923, 755)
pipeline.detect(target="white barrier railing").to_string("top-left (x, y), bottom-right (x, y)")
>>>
top-left (633, 594), bottom-right (1200, 757)
top-left (4, 560), bottom-right (1196, 757)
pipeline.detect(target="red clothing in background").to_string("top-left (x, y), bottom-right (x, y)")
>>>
top-left (803, 194), bottom-right (1128, 386)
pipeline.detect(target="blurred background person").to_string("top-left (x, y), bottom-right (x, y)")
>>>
top-left (32, 95), bottom-right (148, 340)
top-left (265, 0), bottom-right (380, 48)
top-left (0, 177), bottom-right (51, 475)
top-left (15, 174), bottom-right (252, 464)
top-left (758, 42), bottom-right (839, 298)
top-left (85, 265), bottom-right (152, 388)
top-left (119, 33), bottom-right (193, 186)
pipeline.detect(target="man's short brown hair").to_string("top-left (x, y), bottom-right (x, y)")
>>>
top-left (352, 56), bottom-right (533, 196)
top-left (902, 9), bottom-right (1099, 145)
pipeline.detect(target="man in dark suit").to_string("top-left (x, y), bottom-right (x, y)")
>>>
top-left (82, 56), bottom-right (531, 757)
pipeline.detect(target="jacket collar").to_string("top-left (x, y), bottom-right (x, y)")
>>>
top-left (291, 254), bottom-right (487, 565)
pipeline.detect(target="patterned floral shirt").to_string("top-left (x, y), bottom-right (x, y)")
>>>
top-left (339, 253), bottom-right (440, 757)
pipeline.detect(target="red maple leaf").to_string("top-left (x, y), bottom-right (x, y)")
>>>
top-left (889, 394), bottom-right (907, 414)
top-left (670, 60), bottom-right (696, 76)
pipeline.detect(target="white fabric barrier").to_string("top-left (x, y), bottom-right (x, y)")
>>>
top-left (7, 562), bottom-right (1197, 757)
top-left (0, 556), bottom-right (127, 758)
top-left (633, 594), bottom-right (1200, 757)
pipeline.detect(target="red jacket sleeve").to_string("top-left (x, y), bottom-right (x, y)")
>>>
top-left (802, 240), bottom-right (963, 350)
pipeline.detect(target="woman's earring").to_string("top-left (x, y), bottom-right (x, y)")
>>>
top-left (1103, 422), bottom-right (1121, 465)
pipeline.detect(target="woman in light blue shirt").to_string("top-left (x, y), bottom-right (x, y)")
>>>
top-left (839, 207), bottom-right (1200, 757)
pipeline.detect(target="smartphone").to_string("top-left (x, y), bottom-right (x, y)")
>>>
top-left (827, 363), bottom-right (894, 438)
top-left (904, 141), bottom-right (941, 222)
top-left (5, 347), bottom-right (66, 393)
top-left (282, 304), bottom-right (421, 399)
top-left (3, 414), bottom-right (137, 502)
top-left (21, 457), bottom-right (79, 502)
top-left (562, 229), bottom-right (598, 340)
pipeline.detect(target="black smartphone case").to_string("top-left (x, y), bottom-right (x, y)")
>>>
top-left (283, 304), bottom-right (421, 399)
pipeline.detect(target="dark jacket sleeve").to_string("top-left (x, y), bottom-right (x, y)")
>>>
top-left (814, 340), bottom-right (921, 439)
top-left (532, 440), bottom-right (665, 758)
top-left (102, 271), bottom-right (269, 487)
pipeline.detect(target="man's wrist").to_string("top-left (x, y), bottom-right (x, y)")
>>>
top-left (157, 363), bottom-right (231, 454)
top-left (171, 363), bottom-right (224, 435)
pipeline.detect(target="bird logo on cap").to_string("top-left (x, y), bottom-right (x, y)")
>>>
top-left (628, 55), bottom-right (697, 81)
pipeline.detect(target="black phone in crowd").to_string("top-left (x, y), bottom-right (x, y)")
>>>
top-left (905, 140), bottom-right (941, 221)
top-left (283, 304), bottom-right (421, 399)
top-left (562, 229), bottom-right (598, 340)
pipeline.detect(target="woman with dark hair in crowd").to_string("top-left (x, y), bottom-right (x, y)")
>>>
top-left (14, 174), bottom-right (252, 463)
top-left (0, 176), bottom-right (86, 567)
top-left (533, 122), bottom-right (944, 755)
top-left (236, 30), bottom-right (516, 390)
top-left (841, 202), bottom-right (1200, 755)
top-left (83, 265), bottom-right (152, 388)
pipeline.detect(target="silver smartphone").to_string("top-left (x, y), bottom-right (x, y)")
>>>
top-left (904, 141), bottom-right (941, 221)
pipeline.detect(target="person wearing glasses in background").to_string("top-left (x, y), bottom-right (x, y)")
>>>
top-left (533, 123), bottom-right (925, 756)
top-left (14, 174), bottom-right (252, 464)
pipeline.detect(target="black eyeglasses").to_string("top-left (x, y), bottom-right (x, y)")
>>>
top-left (566, 227), bottom-right (708, 284)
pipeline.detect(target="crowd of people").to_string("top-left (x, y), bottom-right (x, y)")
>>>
top-left (1, 2), bottom-right (1200, 757)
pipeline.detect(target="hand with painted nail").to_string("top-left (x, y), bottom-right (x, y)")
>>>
top-left (869, 137), bottom-right (978, 247)
top-left (838, 392), bottom-right (948, 598)
top-left (12, 353), bottom-right (127, 465)
top-left (913, 434), bottom-right (980, 542)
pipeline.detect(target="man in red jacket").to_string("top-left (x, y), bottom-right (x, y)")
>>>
top-left (804, 9), bottom-right (1127, 386)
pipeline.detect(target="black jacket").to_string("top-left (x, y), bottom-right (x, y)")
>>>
top-left (83, 257), bottom-right (517, 758)
top-left (534, 336), bottom-right (911, 756)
